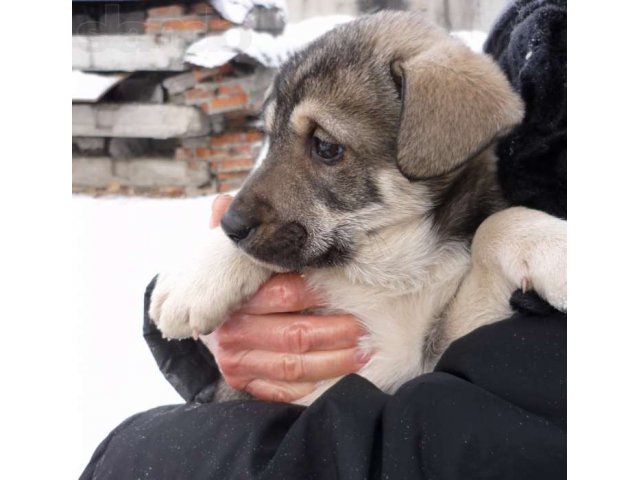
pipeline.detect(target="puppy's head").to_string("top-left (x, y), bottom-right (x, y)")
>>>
top-left (221, 11), bottom-right (524, 271)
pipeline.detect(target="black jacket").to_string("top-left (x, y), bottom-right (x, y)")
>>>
top-left (81, 1), bottom-right (567, 478)
top-left (82, 292), bottom-right (566, 480)
top-left (487, 0), bottom-right (567, 219)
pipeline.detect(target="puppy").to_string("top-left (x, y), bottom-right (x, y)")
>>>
top-left (149, 12), bottom-right (567, 405)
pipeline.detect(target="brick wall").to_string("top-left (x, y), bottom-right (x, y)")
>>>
top-left (72, 0), bottom-right (279, 197)
top-left (176, 130), bottom-right (264, 192)
top-left (144, 2), bottom-right (234, 34)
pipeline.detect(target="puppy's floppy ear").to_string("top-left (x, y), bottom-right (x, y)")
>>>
top-left (393, 41), bottom-right (524, 179)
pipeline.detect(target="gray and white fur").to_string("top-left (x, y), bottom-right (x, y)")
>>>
top-left (149, 12), bottom-right (567, 405)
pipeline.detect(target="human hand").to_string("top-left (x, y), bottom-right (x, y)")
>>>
top-left (200, 195), bottom-right (369, 403)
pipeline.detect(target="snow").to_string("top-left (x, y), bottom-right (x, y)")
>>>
top-left (73, 194), bottom-right (218, 473)
top-left (72, 71), bottom-right (128, 102)
top-left (186, 22), bottom-right (485, 70)
top-left (212, 0), bottom-right (288, 25)
top-left (185, 15), bottom-right (354, 68)
top-left (451, 30), bottom-right (488, 53)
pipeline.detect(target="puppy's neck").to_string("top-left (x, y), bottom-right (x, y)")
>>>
top-left (310, 216), bottom-right (470, 297)
top-left (427, 146), bottom-right (507, 243)
top-left (307, 147), bottom-right (504, 295)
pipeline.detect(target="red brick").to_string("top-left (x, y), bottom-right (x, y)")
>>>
top-left (246, 131), bottom-right (264, 142)
top-left (144, 20), bottom-right (163, 33)
top-left (210, 132), bottom-right (246, 146)
top-left (187, 160), bottom-right (203, 171)
top-left (218, 176), bottom-right (248, 192)
top-left (219, 181), bottom-right (243, 193)
top-left (218, 171), bottom-right (250, 181)
top-left (225, 116), bottom-right (249, 128)
top-left (216, 84), bottom-right (246, 96)
top-left (212, 157), bottom-right (254, 173)
top-left (224, 106), bottom-right (261, 119)
top-left (228, 144), bottom-right (252, 156)
top-left (202, 93), bottom-right (248, 113)
top-left (184, 88), bottom-right (216, 101)
top-left (209, 18), bottom-right (234, 31)
top-left (189, 2), bottom-right (216, 15)
top-left (147, 5), bottom-right (185, 18)
top-left (175, 147), bottom-right (194, 160)
top-left (193, 64), bottom-right (233, 83)
top-left (145, 17), bottom-right (207, 33)
top-left (195, 147), bottom-right (212, 158)
top-left (208, 146), bottom-right (228, 156)
top-left (165, 17), bottom-right (207, 32)
top-left (159, 186), bottom-right (186, 197)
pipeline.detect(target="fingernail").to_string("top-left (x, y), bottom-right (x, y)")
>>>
top-left (354, 348), bottom-right (373, 365)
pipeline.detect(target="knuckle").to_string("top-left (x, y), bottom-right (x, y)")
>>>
top-left (215, 355), bottom-right (231, 373)
top-left (226, 377), bottom-right (247, 391)
top-left (271, 389), bottom-right (293, 403)
top-left (346, 317), bottom-right (365, 339)
top-left (274, 282), bottom-right (297, 309)
top-left (280, 354), bottom-right (304, 381)
top-left (213, 194), bottom-right (231, 209)
top-left (214, 315), bottom-right (247, 351)
top-left (283, 322), bottom-right (311, 353)
top-left (214, 331), bottom-right (238, 352)
top-left (213, 336), bottom-right (232, 352)
top-left (216, 354), bottom-right (240, 376)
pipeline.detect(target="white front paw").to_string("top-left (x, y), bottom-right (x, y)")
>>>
top-left (474, 207), bottom-right (567, 313)
top-left (149, 228), bottom-right (272, 340)
top-left (150, 270), bottom-right (230, 339)
top-left (523, 237), bottom-right (567, 312)
top-left (506, 209), bottom-right (567, 312)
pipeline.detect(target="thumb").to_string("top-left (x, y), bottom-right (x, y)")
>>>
top-left (210, 194), bottom-right (234, 229)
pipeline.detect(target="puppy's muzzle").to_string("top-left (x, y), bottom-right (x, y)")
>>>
top-left (221, 209), bottom-right (259, 244)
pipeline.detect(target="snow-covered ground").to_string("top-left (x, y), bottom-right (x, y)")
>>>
top-left (72, 194), bottom-right (218, 474)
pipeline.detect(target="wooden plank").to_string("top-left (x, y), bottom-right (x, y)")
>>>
top-left (72, 34), bottom-right (189, 71)
top-left (72, 104), bottom-right (211, 139)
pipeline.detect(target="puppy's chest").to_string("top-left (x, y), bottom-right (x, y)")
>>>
top-left (305, 252), bottom-right (470, 391)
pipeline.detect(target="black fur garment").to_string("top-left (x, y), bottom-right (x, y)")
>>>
top-left (485, 0), bottom-right (567, 219)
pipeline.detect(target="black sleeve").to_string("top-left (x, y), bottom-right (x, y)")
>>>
top-left (143, 276), bottom-right (222, 403)
top-left (485, 0), bottom-right (567, 219)
top-left (83, 294), bottom-right (566, 480)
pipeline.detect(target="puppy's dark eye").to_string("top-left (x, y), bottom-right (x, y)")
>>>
top-left (311, 136), bottom-right (345, 165)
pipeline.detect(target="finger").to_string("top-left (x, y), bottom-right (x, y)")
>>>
top-left (217, 347), bottom-right (372, 384)
top-left (210, 194), bottom-right (234, 229)
top-left (237, 273), bottom-right (325, 314)
top-left (208, 312), bottom-right (365, 353)
top-left (243, 379), bottom-right (316, 403)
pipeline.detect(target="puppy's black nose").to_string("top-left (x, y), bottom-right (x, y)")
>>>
top-left (220, 209), bottom-right (258, 243)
